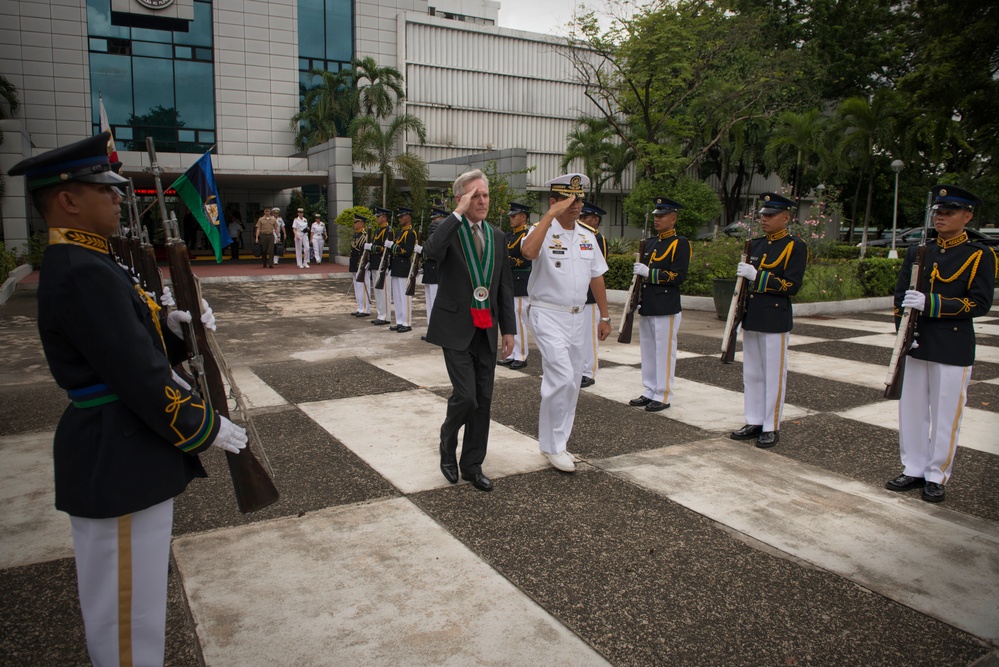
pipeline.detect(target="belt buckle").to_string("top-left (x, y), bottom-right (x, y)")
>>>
top-left (571, 305), bottom-right (581, 313)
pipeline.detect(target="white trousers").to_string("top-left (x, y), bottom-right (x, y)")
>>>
top-left (70, 498), bottom-right (174, 667)
top-left (530, 306), bottom-right (586, 454)
top-left (503, 295), bottom-right (531, 362)
top-left (311, 236), bottom-right (324, 264)
top-left (639, 312), bottom-right (682, 404)
top-left (353, 272), bottom-right (371, 314)
top-left (742, 329), bottom-right (789, 432)
top-left (294, 235), bottom-right (309, 267)
top-left (581, 303), bottom-right (599, 378)
top-left (898, 358), bottom-right (971, 484)
top-left (424, 283), bottom-right (438, 325)
top-left (391, 276), bottom-right (411, 326)
top-left (375, 280), bottom-right (391, 321)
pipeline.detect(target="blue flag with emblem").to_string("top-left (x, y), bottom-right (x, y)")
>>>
top-left (170, 151), bottom-right (232, 263)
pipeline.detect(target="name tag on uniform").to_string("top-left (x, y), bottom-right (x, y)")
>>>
top-left (548, 245), bottom-right (566, 255)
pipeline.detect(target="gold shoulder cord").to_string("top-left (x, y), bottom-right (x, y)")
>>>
top-left (759, 241), bottom-right (794, 271)
top-left (650, 239), bottom-right (679, 263)
top-left (930, 251), bottom-right (982, 291)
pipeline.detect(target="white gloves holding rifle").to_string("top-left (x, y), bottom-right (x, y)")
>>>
top-left (363, 242), bottom-right (372, 250)
top-left (414, 244), bottom-right (423, 254)
top-left (213, 416), bottom-right (247, 454)
top-left (160, 286), bottom-right (176, 308)
top-left (633, 263), bottom-right (650, 278)
top-left (167, 299), bottom-right (216, 339)
top-left (736, 262), bottom-right (758, 281)
top-left (383, 239), bottom-right (394, 249)
top-left (902, 289), bottom-right (925, 312)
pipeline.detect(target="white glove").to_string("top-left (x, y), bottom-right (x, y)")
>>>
top-left (736, 262), bottom-right (758, 281)
top-left (166, 300), bottom-right (215, 339)
top-left (414, 244), bottom-right (423, 254)
top-left (160, 286), bottom-right (176, 308)
top-left (384, 239), bottom-right (394, 249)
top-left (167, 309), bottom-right (192, 339)
top-left (170, 369), bottom-right (191, 391)
top-left (633, 262), bottom-right (650, 278)
top-left (200, 299), bottom-right (216, 331)
top-left (902, 290), bottom-right (925, 312)
top-left (363, 243), bottom-right (372, 250)
top-left (212, 416), bottom-right (247, 454)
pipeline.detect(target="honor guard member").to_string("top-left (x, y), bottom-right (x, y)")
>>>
top-left (521, 173), bottom-right (611, 472)
top-left (292, 207), bottom-right (310, 268)
top-left (310, 213), bottom-right (327, 265)
top-left (421, 205), bottom-right (448, 340)
top-left (729, 192), bottom-right (807, 448)
top-left (349, 212), bottom-right (371, 317)
top-left (885, 185), bottom-right (997, 503)
top-left (367, 207), bottom-right (394, 325)
top-left (388, 207), bottom-right (417, 333)
top-left (579, 201), bottom-right (609, 387)
top-left (498, 201), bottom-right (533, 369)
top-left (630, 197), bottom-right (690, 412)
top-left (10, 132), bottom-right (247, 666)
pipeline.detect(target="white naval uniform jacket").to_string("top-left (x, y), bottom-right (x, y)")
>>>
top-left (525, 221), bottom-right (608, 306)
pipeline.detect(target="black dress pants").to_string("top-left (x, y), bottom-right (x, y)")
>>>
top-left (440, 328), bottom-right (496, 475)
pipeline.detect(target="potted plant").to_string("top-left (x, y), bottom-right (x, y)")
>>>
top-left (692, 235), bottom-right (748, 319)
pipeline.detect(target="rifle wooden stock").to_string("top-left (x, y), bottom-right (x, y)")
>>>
top-left (617, 237), bottom-right (647, 344)
top-left (354, 245), bottom-right (370, 284)
top-left (405, 244), bottom-right (421, 296)
top-left (373, 238), bottom-right (391, 290)
top-left (884, 244), bottom-right (926, 399)
top-left (720, 240), bottom-right (753, 364)
top-left (165, 239), bottom-right (279, 513)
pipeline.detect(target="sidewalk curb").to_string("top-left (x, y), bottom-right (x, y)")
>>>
top-left (0, 265), bottom-right (33, 304)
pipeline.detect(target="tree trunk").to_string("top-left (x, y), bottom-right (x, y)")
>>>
top-left (859, 169), bottom-right (874, 259)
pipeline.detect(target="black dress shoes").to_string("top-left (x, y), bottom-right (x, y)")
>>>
top-left (885, 474), bottom-right (926, 492)
top-left (389, 324), bottom-right (400, 331)
top-left (497, 358), bottom-right (513, 366)
top-left (922, 482), bottom-right (945, 503)
top-left (629, 396), bottom-right (652, 407)
top-left (462, 471), bottom-right (493, 492)
top-left (509, 360), bottom-right (527, 370)
top-left (396, 326), bottom-right (412, 333)
top-left (371, 319), bottom-right (390, 325)
top-left (439, 443), bottom-right (458, 484)
top-left (730, 424), bottom-right (763, 440)
top-left (580, 376), bottom-right (595, 388)
top-left (755, 431), bottom-right (779, 448)
top-left (645, 401), bottom-right (669, 412)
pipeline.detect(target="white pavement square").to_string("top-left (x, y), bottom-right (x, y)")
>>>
top-left (173, 498), bottom-right (610, 667)
top-left (597, 439), bottom-right (999, 643)
top-left (835, 402), bottom-right (999, 457)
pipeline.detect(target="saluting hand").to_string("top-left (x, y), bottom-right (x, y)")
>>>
top-left (548, 195), bottom-right (577, 218)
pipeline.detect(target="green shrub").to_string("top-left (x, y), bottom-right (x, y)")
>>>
top-left (795, 259), bottom-right (864, 302)
top-left (857, 257), bottom-right (904, 297)
top-left (605, 254), bottom-right (635, 291)
top-left (0, 242), bottom-right (17, 284)
top-left (605, 236), bottom-right (637, 255)
top-left (821, 244), bottom-right (863, 260)
top-left (27, 231), bottom-right (47, 268)
top-left (334, 206), bottom-right (375, 255)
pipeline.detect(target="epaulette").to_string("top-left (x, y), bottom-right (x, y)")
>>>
top-left (579, 222), bottom-right (597, 233)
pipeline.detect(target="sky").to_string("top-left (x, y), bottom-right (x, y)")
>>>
top-left (495, 0), bottom-right (625, 36)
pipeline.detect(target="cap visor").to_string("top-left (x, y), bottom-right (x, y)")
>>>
top-left (76, 171), bottom-right (129, 185)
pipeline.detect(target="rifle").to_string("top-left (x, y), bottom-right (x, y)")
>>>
top-left (884, 190), bottom-right (932, 399)
top-left (146, 137), bottom-right (279, 514)
top-left (720, 238), bottom-right (753, 364)
top-left (617, 208), bottom-right (651, 344)
top-left (128, 178), bottom-right (165, 301)
top-left (405, 210), bottom-right (424, 297)
top-left (373, 224), bottom-right (393, 290)
top-left (353, 228), bottom-right (370, 284)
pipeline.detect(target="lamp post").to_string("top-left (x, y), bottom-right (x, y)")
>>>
top-left (889, 159), bottom-right (904, 259)
top-left (815, 183), bottom-right (826, 237)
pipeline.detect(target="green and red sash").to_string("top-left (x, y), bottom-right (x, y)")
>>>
top-left (458, 218), bottom-right (495, 328)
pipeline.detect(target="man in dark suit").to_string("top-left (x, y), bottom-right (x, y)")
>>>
top-left (423, 169), bottom-right (516, 491)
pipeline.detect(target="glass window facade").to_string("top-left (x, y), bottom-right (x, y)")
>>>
top-left (88, 0), bottom-right (216, 153)
top-left (298, 0), bottom-right (354, 98)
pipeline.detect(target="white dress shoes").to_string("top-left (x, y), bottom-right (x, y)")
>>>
top-left (545, 451), bottom-right (576, 472)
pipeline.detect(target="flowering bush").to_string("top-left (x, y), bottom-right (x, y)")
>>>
top-left (691, 236), bottom-right (746, 279)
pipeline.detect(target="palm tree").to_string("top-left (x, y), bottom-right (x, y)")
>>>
top-left (351, 115), bottom-right (428, 208)
top-left (835, 89), bottom-right (902, 253)
top-left (290, 68), bottom-right (355, 150)
top-left (0, 74), bottom-right (21, 202)
top-left (351, 56), bottom-right (406, 120)
top-left (764, 109), bottom-right (825, 203)
top-left (560, 116), bottom-right (632, 199)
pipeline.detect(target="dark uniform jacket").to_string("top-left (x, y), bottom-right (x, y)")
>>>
top-left (390, 226), bottom-right (417, 278)
top-left (349, 230), bottom-right (367, 273)
top-left (894, 232), bottom-right (997, 366)
top-left (506, 224), bottom-right (532, 297)
top-left (581, 223), bottom-right (607, 305)
top-left (741, 229), bottom-right (807, 333)
top-left (37, 229), bottom-right (216, 519)
top-left (422, 219), bottom-right (441, 285)
top-left (369, 225), bottom-right (394, 271)
top-left (638, 229), bottom-right (690, 317)
top-left (423, 214), bottom-right (516, 351)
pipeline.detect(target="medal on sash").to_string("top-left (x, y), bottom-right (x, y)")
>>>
top-left (458, 219), bottom-right (495, 328)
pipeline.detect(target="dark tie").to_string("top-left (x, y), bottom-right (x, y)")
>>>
top-left (472, 223), bottom-right (484, 259)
